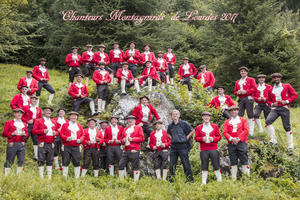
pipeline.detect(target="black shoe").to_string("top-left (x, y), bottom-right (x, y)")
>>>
top-left (121, 93), bottom-right (127, 96)
top-left (92, 112), bottom-right (99, 116)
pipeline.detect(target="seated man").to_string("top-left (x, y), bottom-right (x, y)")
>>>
top-left (116, 62), bottom-right (140, 95)
top-left (17, 70), bottom-right (38, 95)
top-left (139, 61), bottom-right (160, 92)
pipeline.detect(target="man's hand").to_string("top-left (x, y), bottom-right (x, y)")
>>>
top-left (28, 120), bottom-right (34, 124)
top-left (241, 90), bottom-right (247, 94)
top-left (281, 100), bottom-right (287, 105)
top-left (160, 143), bottom-right (165, 148)
top-left (76, 94), bottom-right (81, 97)
top-left (272, 102), bottom-right (278, 107)
top-left (76, 139), bottom-right (81, 144)
top-left (21, 131), bottom-right (27, 136)
top-left (209, 137), bottom-right (214, 142)
top-left (87, 141), bottom-right (91, 145)
top-left (96, 137), bottom-right (100, 142)
top-left (66, 137), bottom-right (72, 141)
top-left (108, 140), bottom-right (113, 144)
top-left (122, 138), bottom-right (127, 143)
top-left (153, 146), bottom-right (157, 150)
top-left (128, 137), bottom-right (133, 142)
top-left (44, 129), bottom-right (49, 134)
top-left (232, 138), bottom-right (239, 145)
top-left (116, 140), bottom-right (121, 144)
top-left (137, 123), bottom-right (143, 127)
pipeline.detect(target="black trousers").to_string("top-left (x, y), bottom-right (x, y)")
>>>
top-left (84, 63), bottom-right (95, 77)
top-left (238, 96), bottom-right (254, 118)
top-left (169, 143), bottom-right (193, 182)
top-left (106, 145), bottom-right (123, 166)
top-left (181, 77), bottom-right (192, 91)
top-left (69, 67), bottom-right (81, 83)
top-left (96, 84), bottom-right (109, 100)
top-left (4, 142), bottom-right (25, 167)
top-left (54, 136), bottom-right (62, 157)
top-left (62, 145), bottom-right (81, 167)
top-left (167, 64), bottom-right (174, 78)
top-left (153, 150), bottom-right (169, 169)
top-left (83, 148), bottom-right (99, 170)
top-left (128, 63), bottom-right (138, 77)
top-left (36, 81), bottom-right (55, 96)
top-left (73, 97), bottom-right (92, 112)
top-left (200, 149), bottom-right (220, 171)
top-left (266, 107), bottom-right (291, 131)
top-left (119, 150), bottom-right (140, 170)
top-left (38, 142), bottom-right (54, 166)
top-left (142, 78), bottom-right (158, 86)
top-left (228, 142), bottom-right (248, 166)
top-left (222, 109), bottom-right (231, 119)
top-left (158, 72), bottom-right (166, 83)
top-left (142, 123), bottom-right (153, 141)
top-left (254, 103), bottom-right (271, 119)
top-left (99, 148), bottom-right (108, 171)
top-left (26, 123), bottom-right (38, 145)
top-left (111, 63), bottom-right (122, 77)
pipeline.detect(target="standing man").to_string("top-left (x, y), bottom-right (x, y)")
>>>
top-left (109, 42), bottom-right (124, 84)
top-left (32, 106), bottom-right (58, 179)
top-left (167, 110), bottom-right (194, 182)
top-left (223, 105), bottom-right (250, 180)
top-left (139, 44), bottom-right (156, 65)
top-left (153, 51), bottom-right (168, 89)
top-left (196, 65), bottom-right (215, 93)
top-left (163, 46), bottom-right (176, 85)
top-left (65, 46), bottom-right (82, 84)
top-left (139, 61), bottom-right (160, 92)
top-left (32, 58), bottom-right (55, 105)
top-left (266, 73), bottom-right (298, 151)
top-left (178, 57), bottom-right (198, 97)
top-left (81, 44), bottom-right (96, 86)
top-left (124, 41), bottom-right (140, 78)
top-left (116, 62), bottom-right (140, 95)
top-left (68, 73), bottom-right (97, 116)
top-left (17, 70), bottom-right (39, 95)
top-left (98, 120), bottom-right (109, 173)
top-left (104, 116), bottom-right (124, 176)
top-left (3, 108), bottom-right (28, 176)
top-left (234, 66), bottom-right (257, 136)
top-left (10, 86), bottom-right (30, 110)
top-left (93, 44), bottom-right (110, 66)
top-left (119, 115), bottom-right (144, 181)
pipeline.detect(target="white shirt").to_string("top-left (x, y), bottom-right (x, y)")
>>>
top-left (111, 125), bottom-right (119, 140)
top-left (144, 51), bottom-right (150, 61)
top-left (68, 121), bottom-right (79, 140)
top-left (129, 49), bottom-right (135, 61)
top-left (87, 51), bottom-right (94, 61)
top-left (182, 64), bottom-right (190, 75)
top-left (99, 69), bottom-right (107, 78)
top-left (272, 83), bottom-right (283, 101)
top-left (88, 128), bottom-right (97, 143)
top-left (30, 104), bottom-right (38, 119)
top-left (125, 125), bottom-right (135, 146)
top-left (141, 104), bottom-right (150, 122)
top-left (75, 82), bottom-right (84, 95)
top-left (202, 123), bottom-right (213, 138)
top-left (99, 52), bottom-right (105, 62)
top-left (39, 65), bottom-right (47, 76)
top-left (200, 71), bottom-right (206, 84)
top-left (57, 117), bottom-right (66, 126)
top-left (122, 69), bottom-right (129, 78)
top-left (157, 58), bottom-right (164, 68)
top-left (26, 77), bottom-right (32, 87)
top-left (166, 53), bottom-right (173, 61)
top-left (72, 53), bottom-right (78, 63)
top-left (218, 95), bottom-right (228, 109)
top-left (14, 118), bottom-right (24, 135)
top-left (114, 49), bottom-right (121, 58)
top-left (155, 129), bottom-right (163, 146)
top-left (147, 67), bottom-right (151, 75)
top-left (238, 77), bottom-right (247, 91)
top-left (21, 93), bottom-right (29, 106)
top-left (257, 83), bottom-right (266, 98)
top-left (43, 117), bottom-right (54, 136)
top-left (229, 116), bottom-right (241, 133)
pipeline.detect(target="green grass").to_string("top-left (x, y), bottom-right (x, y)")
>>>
top-left (0, 64), bottom-right (299, 200)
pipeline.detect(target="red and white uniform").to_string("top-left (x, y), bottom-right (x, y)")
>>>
top-left (139, 51), bottom-right (156, 64)
top-left (178, 63), bottom-right (197, 79)
top-left (52, 117), bottom-right (68, 132)
top-left (116, 68), bottom-right (134, 83)
top-left (196, 71), bottom-right (215, 88)
top-left (132, 104), bottom-right (160, 125)
top-left (153, 58), bottom-right (168, 72)
top-left (93, 52), bottom-right (110, 65)
top-left (10, 94), bottom-right (30, 110)
top-left (92, 69), bottom-right (111, 85)
top-left (17, 77), bottom-right (39, 95)
top-left (32, 117), bottom-right (58, 143)
top-left (149, 130), bottom-right (171, 151)
top-left (124, 49), bottom-right (140, 64)
top-left (208, 95), bottom-right (235, 110)
top-left (68, 82), bottom-right (89, 99)
top-left (32, 65), bottom-right (50, 82)
top-left (223, 116), bottom-right (249, 144)
top-left (254, 83), bottom-right (272, 105)
top-left (163, 53), bottom-right (176, 65)
top-left (269, 83), bottom-right (298, 107)
top-left (104, 125), bottom-right (124, 146)
top-left (60, 121), bottom-right (84, 146)
top-left (121, 125), bottom-right (144, 151)
top-left (234, 77), bottom-right (257, 98)
top-left (81, 51), bottom-right (96, 64)
top-left (195, 123), bottom-right (221, 151)
top-left (82, 128), bottom-right (103, 149)
top-left (21, 104), bottom-right (42, 124)
top-left (65, 53), bottom-right (82, 68)
top-left (3, 119), bottom-right (28, 143)
top-left (109, 49), bottom-right (124, 63)
top-left (139, 66), bottom-right (160, 85)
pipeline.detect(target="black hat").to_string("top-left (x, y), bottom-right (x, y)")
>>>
top-left (113, 42), bottom-right (119, 45)
top-left (26, 70), bottom-right (33, 74)
top-left (239, 66), bottom-right (249, 72)
top-left (75, 73), bottom-right (83, 78)
top-left (145, 60), bottom-right (152, 64)
top-left (86, 44), bottom-right (93, 47)
top-left (228, 105), bottom-right (239, 111)
top-left (99, 120), bottom-right (109, 124)
top-left (87, 118), bottom-right (97, 123)
top-left (57, 108), bottom-right (66, 113)
top-left (110, 116), bottom-right (120, 120)
top-left (153, 119), bottom-right (163, 125)
top-left (20, 85), bottom-right (28, 89)
top-left (202, 111), bottom-right (212, 116)
top-left (68, 111), bottom-right (79, 116)
top-left (40, 58), bottom-right (46, 62)
top-left (98, 61), bottom-right (106, 66)
top-left (98, 44), bottom-right (105, 48)
top-left (71, 46), bottom-right (78, 50)
top-left (216, 86), bottom-right (225, 90)
top-left (271, 73), bottom-right (283, 78)
top-left (30, 95), bottom-right (39, 99)
top-left (129, 41), bottom-right (136, 45)
top-left (126, 115), bottom-right (137, 120)
top-left (167, 46), bottom-right (172, 49)
top-left (42, 106), bottom-right (54, 112)
top-left (200, 65), bottom-right (207, 69)
top-left (121, 62), bottom-right (129, 66)
top-left (144, 44), bottom-right (150, 48)
top-left (183, 57), bottom-right (189, 60)
top-left (257, 74), bottom-right (266, 78)
top-left (140, 96), bottom-right (150, 101)
top-left (13, 108), bottom-right (24, 113)
top-left (157, 51), bottom-right (163, 54)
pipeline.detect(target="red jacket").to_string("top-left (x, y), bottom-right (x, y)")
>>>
top-left (21, 105), bottom-right (42, 124)
top-left (132, 104), bottom-right (160, 124)
top-left (116, 68), bottom-right (134, 83)
top-left (92, 69), bottom-right (111, 85)
top-left (17, 77), bottom-right (39, 95)
top-left (223, 117), bottom-right (249, 144)
top-left (82, 128), bottom-right (104, 149)
top-left (124, 49), bottom-right (141, 64)
top-left (93, 52), bottom-right (110, 65)
top-left (178, 63), bottom-right (198, 79)
top-left (149, 130), bottom-right (171, 151)
top-left (68, 82), bottom-right (89, 99)
top-left (104, 125), bottom-right (124, 146)
top-left (60, 122), bottom-right (85, 146)
top-left (109, 49), bottom-right (124, 63)
top-left (121, 125), bottom-right (144, 151)
top-left (163, 53), bottom-right (176, 65)
top-left (196, 71), bottom-right (215, 88)
top-left (139, 66), bottom-right (160, 85)
top-left (152, 58), bottom-right (168, 73)
top-left (65, 53), bottom-right (82, 67)
top-left (3, 120), bottom-right (28, 143)
top-left (52, 117), bottom-right (69, 132)
top-left (195, 123), bottom-right (221, 151)
top-left (268, 83), bottom-right (298, 107)
top-left (32, 117), bottom-right (58, 143)
top-left (32, 65), bottom-right (50, 82)
top-left (234, 77), bottom-right (257, 98)
top-left (81, 51), bottom-right (96, 64)
top-left (10, 94), bottom-right (30, 110)
top-left (208, 95), bottom-right (235, 109)
top-left (139, 52), bottom-right (156, 64)
top-left (254, 83), bottom-right (272, 104)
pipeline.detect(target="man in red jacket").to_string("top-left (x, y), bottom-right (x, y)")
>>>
top-left (124, 41), bottom-right (140, 78)
top-left (104, 116), bottom-right (124, 176)
top-left (163, 46), bottom-right (176, 85)
top-left (93, 44), bottom-right (113, 79)
top-left (81, 118), bottom-right (103, 177)
top-left (21, 95), bottom-right (42, 161)
top-left (139, 61), bottom-right (160, 92)
top-left (17, 71), bottom-right (38, 95)
top-left (195, 112), bottom-right (222, 185)
top-left (92, 62), bottom-right (111, 113)
top-left (119, 115), bottom-right (144, 181)
top-left (65, 46), bottom-right (82, 84)
top-left (178, 57), bottom-right (198, 97)
top-left (10, 86), bottom-right (30, 110)
top-left (116, 62), bottom-right (140, 95)
top-left (32, 106), bottom-right (58, 179)
top-left (3, 108), bottom-right (28, 176)
top-left (60, 111), bottom-right (84, 178)
top-left (208, 86), bottom-right (235, 119)
top-left (153, 51), bottom-right (168, 89)
top-left (149, 119), bottom-right (171, 180)
top-left (266, 73), bottom-right (298, 151)
top-left (82, 44), bottom-right (96, 86)
top-left (234, 66), bottom-right (257, 136)
top-left (32, 58), bottom-right (55, 105)
top-left (98, 120), bottom-right (109, 173)
top-left (223, 105), bottom-right (250, 180)
top-left (196, 65), bottom-right (215, 93)
top-left (140, 44), bottom-right (156, 65)
top-left (109, 42), bottom-right (124, 84)
top-left (68, 73), bottom-right (97, 116)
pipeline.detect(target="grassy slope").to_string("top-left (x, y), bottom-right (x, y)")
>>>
top-left (0, 64), bottom-right (299, 200)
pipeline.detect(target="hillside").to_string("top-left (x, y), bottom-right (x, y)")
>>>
top-left (0, 64), bottom-right (299, 200)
